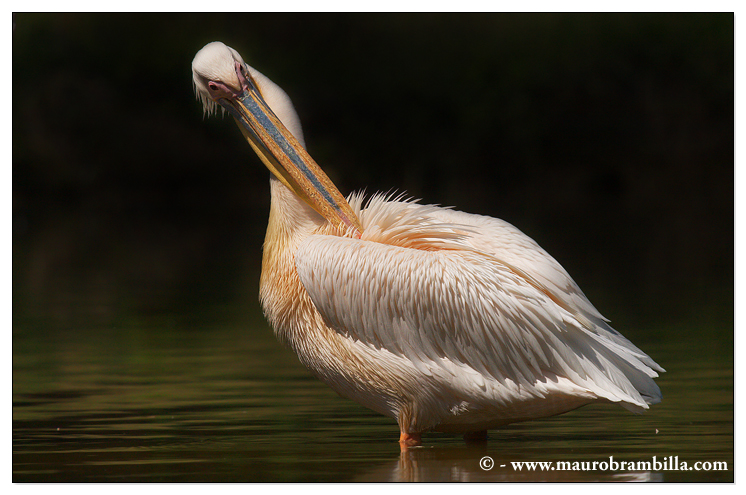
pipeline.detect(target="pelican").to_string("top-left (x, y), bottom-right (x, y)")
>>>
top-left (192, 41), bottom-right (664, 446)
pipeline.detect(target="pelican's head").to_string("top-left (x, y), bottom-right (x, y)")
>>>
top-left (192, 42), bottom-right (248, 115)
top-left (192, 41), bottom-right (362, 236)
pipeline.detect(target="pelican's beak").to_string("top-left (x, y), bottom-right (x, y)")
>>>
top-left (214, 67), bottom-right (362, 237)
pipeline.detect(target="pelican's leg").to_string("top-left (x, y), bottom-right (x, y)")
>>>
top-left (399, 431), bottom-right (422, 447)
top-left (463, 430), bottom-right (488, 442)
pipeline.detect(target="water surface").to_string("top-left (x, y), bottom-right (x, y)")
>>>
top-left (13, 281), bottom-right (733, 482)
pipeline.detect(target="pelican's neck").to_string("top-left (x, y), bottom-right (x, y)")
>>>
top-left (259, 176), bottom-right (326, 343)
top-left (265, 175), bottom-right (326, 243)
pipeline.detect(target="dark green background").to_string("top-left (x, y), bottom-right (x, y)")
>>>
top-left (13, 13), bottom-right (732, 331)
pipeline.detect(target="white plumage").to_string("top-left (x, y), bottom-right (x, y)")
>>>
top-left (192, 41), bottom-right (663, 445)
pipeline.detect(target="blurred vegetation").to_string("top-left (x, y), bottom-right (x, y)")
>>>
top-left (13, 13), bottom-right (733, 338)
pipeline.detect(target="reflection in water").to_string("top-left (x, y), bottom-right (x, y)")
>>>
top-left (356, 446), bottom-right (662, 482)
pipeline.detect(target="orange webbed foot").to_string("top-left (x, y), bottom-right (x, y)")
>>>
top-left (399, 431), bottom-right (422, 450)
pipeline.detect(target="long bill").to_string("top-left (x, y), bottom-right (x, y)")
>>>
top-left (216, 81), bottom-right (363, 238)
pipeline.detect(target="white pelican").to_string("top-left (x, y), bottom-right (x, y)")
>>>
top-left (192, 41), bottom-right (664, 446)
